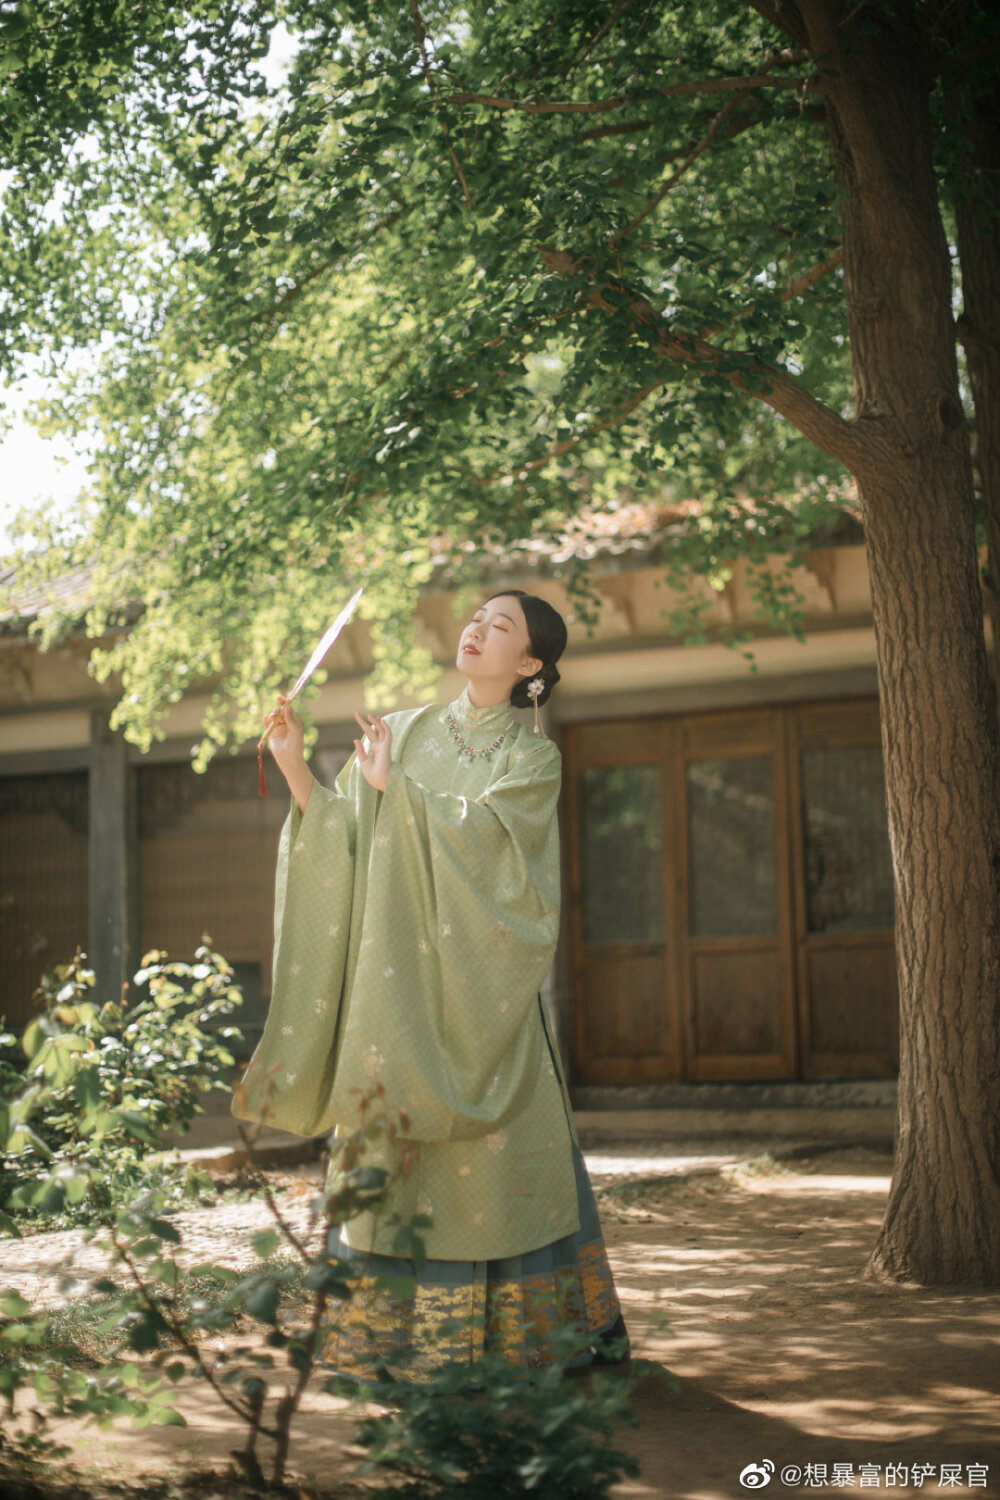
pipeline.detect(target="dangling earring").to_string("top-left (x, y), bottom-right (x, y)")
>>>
top-left (526, 677), bottom-right (545, 737)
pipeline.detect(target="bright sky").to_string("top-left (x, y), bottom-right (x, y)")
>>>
top-left (0, 377), bottom-right (93, 553)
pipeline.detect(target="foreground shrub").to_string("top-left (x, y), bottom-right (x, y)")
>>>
top-left (352, 1325), bottom-right (640, 1500)
top-left (0, 945), bottom-right (243, 1231)
top-left (0, 1085), bottom-right (420, 1491)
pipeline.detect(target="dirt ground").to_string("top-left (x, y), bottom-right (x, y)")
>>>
top-left (6, 1145), bottom-right (999, 1500)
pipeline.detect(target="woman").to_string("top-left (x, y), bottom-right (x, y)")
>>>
top-left (233, 591), bottom-right (628, 1381)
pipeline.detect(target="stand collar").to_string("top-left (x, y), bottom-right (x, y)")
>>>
top-left (447, 684), bottom-right (514, 735)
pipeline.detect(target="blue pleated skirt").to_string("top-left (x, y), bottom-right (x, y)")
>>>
top-left (318, 1140), bottom-right (628, 1384)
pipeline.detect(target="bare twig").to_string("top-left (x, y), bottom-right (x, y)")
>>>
top-left (410, 0), bottom-right (472, 208)
top-left (107, 1222), bottom-right (271, 1435)
top-left (233, 1109), bottom-right (322, 1269)
top-left (245, 203), bottom-right (414, 329)
top-left (610, 91), bottom-right (756, 247)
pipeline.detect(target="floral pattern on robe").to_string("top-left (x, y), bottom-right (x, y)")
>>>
top-left (232, 687), bottom-right (579, 1260)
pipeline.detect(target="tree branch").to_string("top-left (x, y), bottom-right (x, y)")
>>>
top-left (244, 204), bottom-right (414, 329)
top-left (610, 87), bottom-right (768, 247)
top-left (533, 247), bottom-right (868, 472)
top-left (410, 0), bottom-right (472, 208)
top-left (578, 117), bottom-right (654, 140)
top-left (782, 243), bottom-right (843, 298)
top-left (655, 322), bottom-right (867, 471)
top-left (744, 0), bottom-right (809, 47)
top-left (478, 382), bottom-right (664, 483)
top-left (444, 71), bottom-right (813, 116)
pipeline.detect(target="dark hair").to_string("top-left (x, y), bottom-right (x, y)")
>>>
top-left (484, 591), bottom-right (568, 708)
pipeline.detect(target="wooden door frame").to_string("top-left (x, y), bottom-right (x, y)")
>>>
top-left (674, 707), bottom-right (797, 1081)
top-left (787, 699), bottom-right (898, 1077)
top-left (565, 717), bottom-right (680, 1083)
top-left (565, 694), bottom-right (895, 1085)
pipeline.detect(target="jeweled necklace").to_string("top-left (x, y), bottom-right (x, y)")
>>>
top-left (445, 709), bottom-right (510, 761)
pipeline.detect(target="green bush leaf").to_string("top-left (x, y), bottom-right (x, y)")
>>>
top-left (243, 1281), bottom-right (280, 1324)
top-left (0, 1290), bottom-right (32, 1318)
top-left (251, 1228), bottom-right (280, 1259)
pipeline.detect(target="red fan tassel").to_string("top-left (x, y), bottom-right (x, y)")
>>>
top-left (258, 747), bottom-right (268, 796)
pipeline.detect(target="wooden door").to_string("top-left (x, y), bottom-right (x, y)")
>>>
top-left (678, 710), bottom-right (797, 1080)
top-left (566, 719), bottom-right (679, 1083)
top-left (789, 701), bottom-right (898, 1076)
top-left (0, 773), bottom-right (89, 1025)
top-left (566, 697), bottom-right (898, 1084)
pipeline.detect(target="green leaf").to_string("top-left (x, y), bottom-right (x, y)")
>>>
top-left (243, 1281), bottom-right (280, 1324)
top-left (251, 1228), bottom-right (280, 1259)
top-left (110, 1110), bottom-right (160, 1146)
top-left (147, 1217), bottom-right (182, 1243)
top-left (153, 1407), bottom-right (187, 1426)
top-left (0, 1290), bottom-right (32, 1318)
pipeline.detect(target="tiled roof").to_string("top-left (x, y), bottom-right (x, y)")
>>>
top-left (0, 494), bottom-right (864, 632)
top-left (0, 559), bottom-right (98, 632)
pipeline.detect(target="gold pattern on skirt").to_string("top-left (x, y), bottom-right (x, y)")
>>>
top-left (320, 1238), bottom-right (622, 1384)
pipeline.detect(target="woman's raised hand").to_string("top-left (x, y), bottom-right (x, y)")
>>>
top-left (265, 695), bottom-right (306, 764)
top-left (264, 696), bottom-right (314, 814)
top-left (355, 711), bottom-right (392, 793)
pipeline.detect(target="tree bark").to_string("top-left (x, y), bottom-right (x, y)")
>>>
top-left (949, 73), bottom-right (1000, 732)
top-left (796, 0), bottom-right (1000, 1284)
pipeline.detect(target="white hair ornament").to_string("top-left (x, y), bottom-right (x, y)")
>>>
top-left (526, 676), bottom-right (545, 737)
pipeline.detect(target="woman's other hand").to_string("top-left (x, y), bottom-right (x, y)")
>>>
top-left (355, 711), bottom-right (392, 793)
top-left (267, 695), bottom-right (306, 762)
top-left (265, 696), bottom-right (313, 812)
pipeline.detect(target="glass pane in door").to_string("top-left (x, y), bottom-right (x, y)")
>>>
top-left (687, 756), bottom-right (777, 937)
top-left (579, 765), bottom-right (665, 945)
top-left (801, 745), bottom-right (894, 933)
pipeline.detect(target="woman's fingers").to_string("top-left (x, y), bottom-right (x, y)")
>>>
top-left (355, 710), bottom-right (388, 737)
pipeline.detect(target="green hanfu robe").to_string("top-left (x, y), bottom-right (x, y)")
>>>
top-left (232, 687), bottom-right (581, 1263)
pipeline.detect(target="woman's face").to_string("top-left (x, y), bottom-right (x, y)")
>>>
top-left (456, 594), bottom-right (541, 695)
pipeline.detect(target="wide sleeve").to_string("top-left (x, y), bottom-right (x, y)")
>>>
top-left (231, 759), bottom-right (361, 1137)
top-left (328, 733), bottom-right (563, 1142)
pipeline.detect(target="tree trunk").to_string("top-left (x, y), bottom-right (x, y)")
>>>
top-left (950, 74), bottom-right (1000, 732)
top-left (798, 0), bottom-right (1000, 1284)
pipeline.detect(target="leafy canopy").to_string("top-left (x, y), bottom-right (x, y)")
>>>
top-left (3, 0), bottom-right (865, 759)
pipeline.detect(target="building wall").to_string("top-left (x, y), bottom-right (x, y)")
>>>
top-left (0, 543), bottom-right (905, 1084)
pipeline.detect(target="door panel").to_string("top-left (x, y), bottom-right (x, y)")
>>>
top-left (681, 727), bottom-right (796, 1079)
top-left (805, 939), bottom-right (898, 1062)
top-left (567, 698), bottom-right (899, 1085)
top-left (579, 949), bottom-right (672, 1078)
top-left (578, 764), bottom-right (665, 946)
top-left (686, 755), bottom-right (779, 938)
top-left (568, 725), bottom-right (677, 1082)
top-left (800, 744), bottom-right (894, 934)
top-left (791, 707), bottom-right (898, 1077)
top-left (689, 946), bottom-right (785, 1057)
top-left (0, 774), bottom-right (89, 1025)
